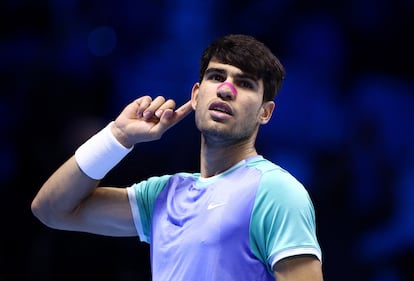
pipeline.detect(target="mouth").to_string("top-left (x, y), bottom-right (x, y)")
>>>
top-left (208, 101), bottom-right (233, 116)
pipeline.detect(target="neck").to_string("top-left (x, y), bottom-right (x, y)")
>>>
top-left (199, 136), bottom-right (258, 178)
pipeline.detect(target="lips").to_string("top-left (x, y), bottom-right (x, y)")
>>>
top-left (208, 101), bottom-right (233, 115)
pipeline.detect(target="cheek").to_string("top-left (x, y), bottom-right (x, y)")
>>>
top-left (240, 101), bottom-right (262, 119)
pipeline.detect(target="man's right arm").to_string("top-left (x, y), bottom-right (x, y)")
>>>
top-left (31, 155), bottom-right (137, 236)
top-left (31, 96), bottom-right (193, 236)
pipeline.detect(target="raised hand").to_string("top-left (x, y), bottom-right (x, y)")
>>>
top-left (111, 96), bottom-right (193, 147)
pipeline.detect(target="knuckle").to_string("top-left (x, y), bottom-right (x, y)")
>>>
top-left (154, 95), bottom-right (166, 102)
top-left (167, 99), bottom-right (176, 107)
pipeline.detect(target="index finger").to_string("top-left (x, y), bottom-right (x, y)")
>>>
top-left (174, 100), bottom-right (193, 120)
top-left (160, 100), bottom-right (193, 128)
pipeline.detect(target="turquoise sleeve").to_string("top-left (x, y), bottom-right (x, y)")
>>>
top-left (130, 175), bottom-right (171, 242)
top-left (249, 168), bottom-right (321, 274)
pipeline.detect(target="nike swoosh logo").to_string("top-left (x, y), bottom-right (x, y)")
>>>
top-left (207, 202), bottom-right (227, 210)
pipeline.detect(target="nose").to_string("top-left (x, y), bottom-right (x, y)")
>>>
top-left (217, 82), bottom-right (237, 100)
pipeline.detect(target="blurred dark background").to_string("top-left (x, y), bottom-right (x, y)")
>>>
top-left (1, 0), bottom-right (414, 280)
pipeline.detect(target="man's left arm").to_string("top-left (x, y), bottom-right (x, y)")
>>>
top-left (273, 255), bottom-right (323, 281)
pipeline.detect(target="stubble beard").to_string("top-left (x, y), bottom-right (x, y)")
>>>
top-left (196, 118), bottom-right (257, 148)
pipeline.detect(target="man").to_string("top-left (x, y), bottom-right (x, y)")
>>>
top-left (32, 34), bottom-right (323, 280)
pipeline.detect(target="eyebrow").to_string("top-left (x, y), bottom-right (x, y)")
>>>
top-left (204, 67), bottom-right (258, 81)
top-left (204, 68), bottom-right (225, 77)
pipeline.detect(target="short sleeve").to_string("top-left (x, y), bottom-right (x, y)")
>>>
top-left (127, 175), bottom-right (171, 243)
top-left (249, 168), bottom-right (322, 274)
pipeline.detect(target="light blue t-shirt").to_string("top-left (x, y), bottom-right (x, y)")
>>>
top-left (127, 155), bottom-right (321, 281)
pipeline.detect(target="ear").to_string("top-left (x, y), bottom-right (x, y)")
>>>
top-left (191, 82), bottom-right (200, 110)
top-left (259, 101), bottom-right (275, 124)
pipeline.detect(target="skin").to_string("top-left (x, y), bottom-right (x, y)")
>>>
top-left (31, 61), bottom-right (323, 281)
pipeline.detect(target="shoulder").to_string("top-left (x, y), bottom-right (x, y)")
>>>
top-left (130, 174), bottom-right (171, 190)
top-left (130, 172), bottom-right (199, 193)
top-left (249, 157), bottom-right (306, 192)
top-left (250, 157), bottom-right (313, 209)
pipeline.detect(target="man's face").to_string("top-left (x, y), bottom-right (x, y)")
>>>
top-left (191, 61), bottom-right (274, 146)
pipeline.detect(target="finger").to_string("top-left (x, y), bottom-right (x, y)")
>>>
top-left (174, 100), bottom-right (193, 121)
top-left (143, 96), bottom-right (166, 120)
top-left (155, 99), bottom-right (176, 118)
top-left (160, 100), bottom-right (193, 127)
top-left (134, 96), bottom-right (152, 118)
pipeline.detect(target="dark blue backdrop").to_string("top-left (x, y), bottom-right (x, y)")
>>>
top-left (1, 1), bottom-right (414, 280)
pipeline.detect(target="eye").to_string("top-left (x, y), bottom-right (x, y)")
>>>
top-left (207, 73), bottom-right (225, 82)
top-left (238, 80), bottom-right (255, 89)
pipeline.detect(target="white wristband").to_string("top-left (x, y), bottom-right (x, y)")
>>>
top-left (75, 121), bottom-right (133, 180)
